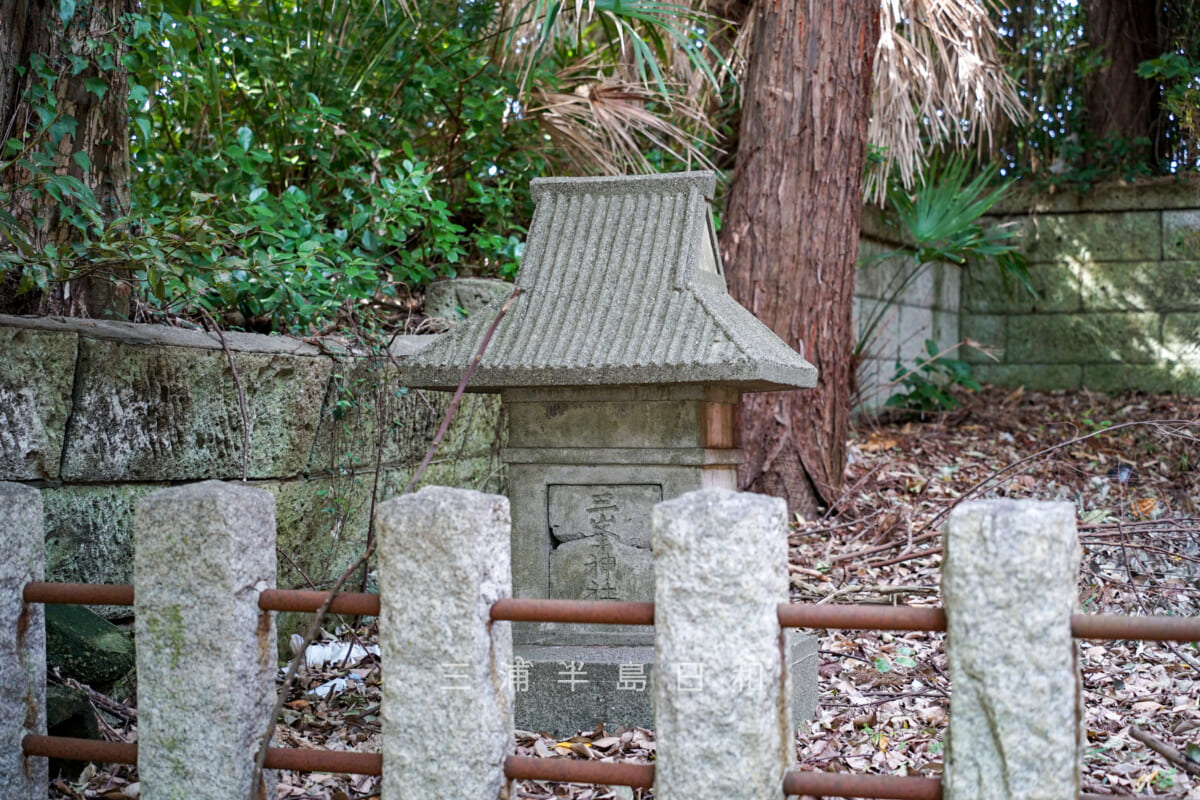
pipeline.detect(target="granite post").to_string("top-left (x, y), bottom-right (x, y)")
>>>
top-left (651, 489), bottom-right (792, 799)
top-left (376, 486), bottom-right (513, 799)
top-left (943, 500), bottom-right (1081, 800)
top-left (0, 483), bottom-right (47, 799)
top-left (134, 481), bottom-right (277, 800)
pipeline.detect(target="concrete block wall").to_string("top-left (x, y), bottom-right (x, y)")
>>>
top-left (854, 206), bottom-right (961, 411)
top-left (960, 178), bottom-right (1200, 394)
top-left (0, 315), bottom-right (504, 637)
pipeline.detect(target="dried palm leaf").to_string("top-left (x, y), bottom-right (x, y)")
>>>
top-left (528, 70), bottom-right (720, 173)
top-left (866, 0), bottom-right (1027, 201)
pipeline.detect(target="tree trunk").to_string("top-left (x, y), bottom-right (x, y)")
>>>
top-left (719, 0), bottom-right (878, 515)
top-left (0, 0), bottom-right (133, 318)
top-left (1085, 0), bottom-right (1163, 163)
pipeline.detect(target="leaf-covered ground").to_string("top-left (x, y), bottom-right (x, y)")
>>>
top-left (50, 387), bottom-right (1200, 799)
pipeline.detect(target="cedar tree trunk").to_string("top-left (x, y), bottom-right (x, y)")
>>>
top-left (719, 0), bottom-right (879, 515)
top-left (0, 0), bottom-right (133, 317)
top-left (1084, 0), bottom-right (1163, 163)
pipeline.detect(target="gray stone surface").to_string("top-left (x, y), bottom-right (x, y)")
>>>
top-left (1006, 312), bottom-right (1160, 364)
top-left (1163, 210), bottom-right (1200, 260)
top-left (45, 604), bottom-right (134, 686)
top-left (550, 537), bottom-right (654, 602)
top-left (942, 500), bottom-right (1081, 800)
top-left (0, 325), bottom-right (76, 479)
top-left (1024, 211), bottom-right (1161, 263)
top-left (135, 481), bottom-right (277, 800)
top-left (0, 313), bottom-right (321, 355)
top-left (513, 646), bottom-right (655, 734)
top-left (63, 337), bottom-right (331, 481)
top-left (43, 484), bottom-right (158, 616)
top-left (651, 489), bottom-right (792, 799)
top-left (376, 486), bottom-right (513, 799)
top-left (306, 371), bottom-right (502, 476)
top-left (424, 277), bottom-right (511, 321)
top-left (548, 484), bottom-right (660, 547)
top-left (0, 483), bottom-right (47, 799)
top-left (403, 172), bottom-right (816, 391)
top-left (1080, 261), bottom-right (1200, 312)
top-left (513, 632), bottom-right (818, 736)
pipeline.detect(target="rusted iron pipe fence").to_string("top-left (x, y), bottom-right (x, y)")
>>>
top-left (24, 581), bottom-right (1200, 643)
top-left (7, 484), bottom-right (1197, 800)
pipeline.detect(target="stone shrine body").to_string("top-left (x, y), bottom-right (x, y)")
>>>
top-left (403, 171), bottom-right (818, 729)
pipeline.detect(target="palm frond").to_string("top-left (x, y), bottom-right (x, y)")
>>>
top-left (866, 0), bottom-right (1028, 202)
top-left (527, 70), bottom-right (720, 173)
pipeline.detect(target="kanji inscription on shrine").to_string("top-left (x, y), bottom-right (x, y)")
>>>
top-left (547, 484), bottom-right (660, 602)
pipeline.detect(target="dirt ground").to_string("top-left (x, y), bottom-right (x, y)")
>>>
top-left (50, 386), bottom-right (1200, 800)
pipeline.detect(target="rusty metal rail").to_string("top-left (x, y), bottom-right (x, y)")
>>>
top-left (783, 770), bottom-right (942, 799)
top-left (23, 582), bottom-right (134, 607)
top-left (22, 583), bottom-right (1200, 642)
top-left (779, 603), bottom-right (947, 632)
top-left (257, 588), bottom-right (381, 616)
top-left (490, 598), bottom-right (655, 625)
top-left (504, 755), bottom-right (654, 787)
top-left (22, 735), bottom-right (383, 775)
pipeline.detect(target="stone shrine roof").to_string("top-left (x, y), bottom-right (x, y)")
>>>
top-left (402, 172), bottom-right (818, 391)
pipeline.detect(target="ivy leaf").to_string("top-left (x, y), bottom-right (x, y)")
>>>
top-left (72, 151), bottom-right (91, 172)
top-left (84, 77), bottom-right (107, 100)
top-left (873, 657), bottom-right (892, 673)
top-left (237, 126), bottom-right (253, 151)
top-left (58, 0), bottom-right (75, 23)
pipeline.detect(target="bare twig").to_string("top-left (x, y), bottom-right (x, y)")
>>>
top-left (248, 287), bottom-right (520, 799)
top-left (1129, 724), bottom-right (1200, 777)
top-left (912, 420), bottom-right (1200, 541)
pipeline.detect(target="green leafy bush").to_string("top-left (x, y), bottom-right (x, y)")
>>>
top-left (886, 339), bottom-right (981, 413)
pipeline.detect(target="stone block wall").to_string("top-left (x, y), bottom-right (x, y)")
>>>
top-left (854, 206), bottom-right (961, 411)
top-left (0, 315), bottom-right (504, 633)
top-left (961, 178), bottom-right (1200, 393)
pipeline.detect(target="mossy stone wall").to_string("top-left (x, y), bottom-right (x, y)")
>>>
top-left (0, 315), bottom-right (505, 637)
top-left (961, 178), bottom-right (1200, 394)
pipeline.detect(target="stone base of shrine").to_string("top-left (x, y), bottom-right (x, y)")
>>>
top-left (512, 632), bottom-right (818, 737)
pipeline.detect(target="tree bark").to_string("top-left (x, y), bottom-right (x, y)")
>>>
top-left (1084, 0), bottom-right (1163, 163)
top-left (0, 0), bottom-right (133, 318)
top-left (719, 0), bottom-right (878, 515)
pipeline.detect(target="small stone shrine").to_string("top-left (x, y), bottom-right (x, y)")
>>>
top-left (403, 172), bottom-right (819, 733)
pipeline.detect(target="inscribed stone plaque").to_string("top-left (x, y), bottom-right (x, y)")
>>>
top-left (547, 484), bottom-right (662, 549)
top-left (550, 538), bottom-right (654, 602)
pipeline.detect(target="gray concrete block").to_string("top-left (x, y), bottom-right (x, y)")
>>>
top-left (1083, 363), bottom-right (1200, 395)
top-left (423, 277), bottom-right (511, 322)
top-left (651, 490), bottom-right (792, 799)
top-left (0, 483), bottom-right (47, 799)
top-left (1007, 312), bottom-right (1160, 364)
top-left (377, 486), bottom-right (513, 799)
top-left (135, 481), bottom-right (277, 800)
top-left (0, 325), bottom-right (75, 480)
top-left (959, 314), bottom-right (1006, 364)
top-left (42, 484), bottom-right (158, 617)
top-left (972, 364), bottom-right (1084, 391)
top-left (62, 337), bottom-right (331, 481)
top-left (943, 500), bottom-right (1081, 800)
top-left (1025, 211), bottom-right (1160, 262)
top-left (1080, 261), bottom-right (1200, 312)
top-left (1163, 210), bottom-right (1200, 260)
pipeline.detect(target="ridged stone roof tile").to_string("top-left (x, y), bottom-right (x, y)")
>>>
top-left (402, 172), bottom-right (818, 391)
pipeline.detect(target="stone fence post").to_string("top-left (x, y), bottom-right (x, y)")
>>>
top-left (943, 499), bottom-right (1081, 800)
top-left (375, 486), bottom-right (514, 799)
top-left (651, 489), bottom-right (793, 800)
top-left (0, 483), bottom-right (47, 799)
top-left (134, 481), bottom-right (278, 800)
